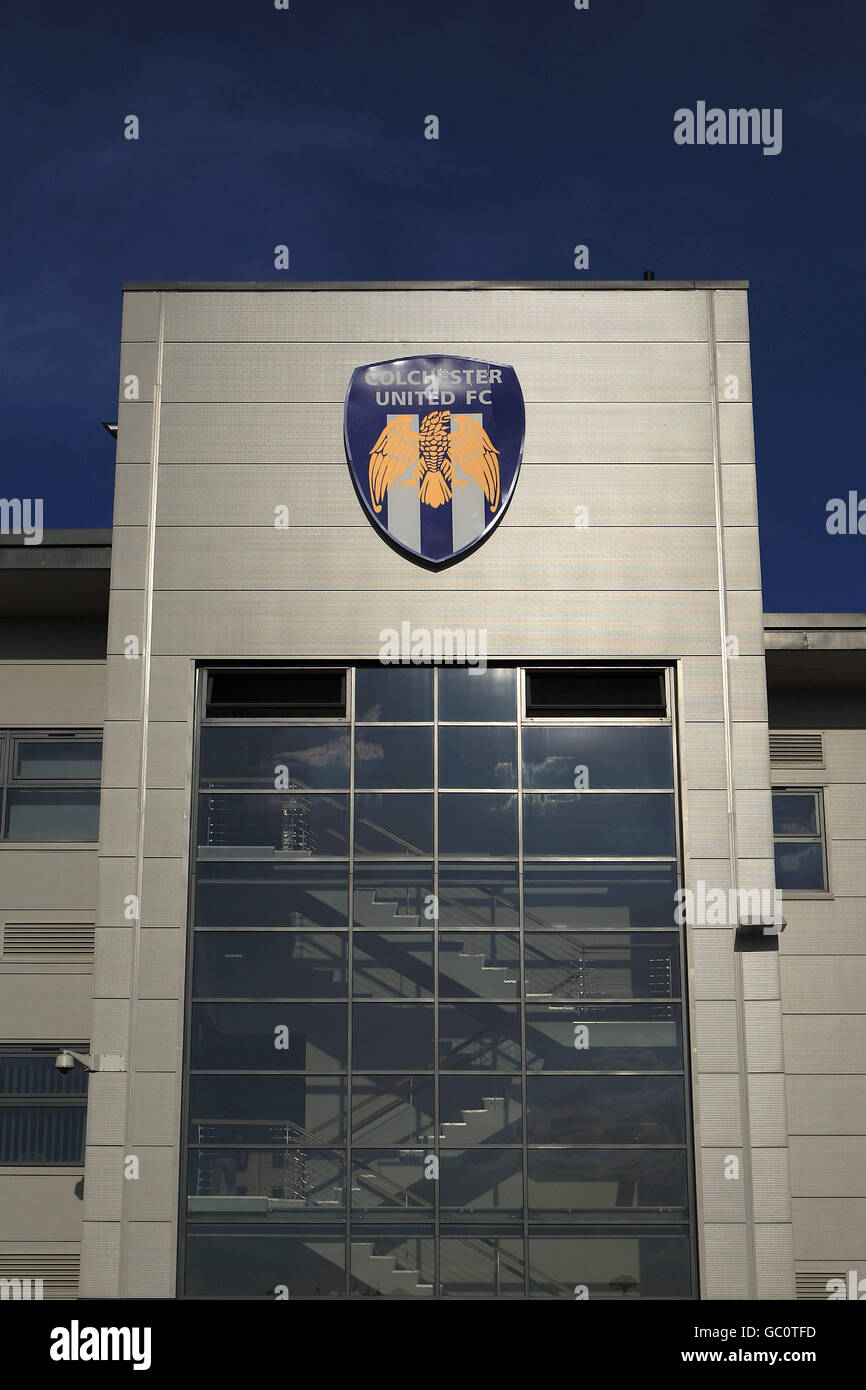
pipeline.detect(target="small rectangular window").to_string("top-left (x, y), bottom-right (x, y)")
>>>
top-left (0, 1047), bottom-right (88, 1165)
top-left (2, 732), bottom-right (102, 843)
top-left (525, 669), bottom-right (666, 718)
top-left (206, 669), bottom-right (347, 719)
top-left (772, 788), bottom-right (828, 891)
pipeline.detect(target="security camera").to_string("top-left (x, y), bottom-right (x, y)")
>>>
top-left (55, 1050), bottom-right (76, 1074)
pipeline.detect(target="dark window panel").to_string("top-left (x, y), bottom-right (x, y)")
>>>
top-left (188, 1075), bottom-right (346, 1146)
top-left (774, 841), bottom-right (826, 891)
top-left (439, 1149), bottom-right (524, 1218)
top-left (353, 1003), bottom-right (435, 1070)
top-left (206, 669), bottom-right (346, 719)
top-left (197, 793), bottom-right (349, 857)
top-left (4, 789), bottom-right (100, 841)
top-left (0, 1106), bottom-right (86, 1164)
top-left (439, 1076), bottom-right (523, 1146)
top-left (354, 667), bottom-right (433, 723)
top-left (525, 669), bottom-right (666, 718)
top-left (528, 1231), bottom-right (692, 1298)
top-left (522, 724), bottom-right (673, 789)
top-left (772, 792), bottom-right (819, 836)
top-left (192, 933), bottom-right (348, 999)
top-left (527, 1149), bottom-right (689, 1221)
top-left (350, 1234), bottom-right (434, 1297)
top-left (438, 667), bottom-right (517, 722)
top-left (438, 794), bottom-right (518, 858)
top-left (523, 864), bottom-right (679, 929)
top-left (188, 1148), bottom-right (345, 1211)
top-left (524, 932), bottom-right (680, 1000)
top-left (352, 863), bottom-right (435, 929)
top-left (438, 726), bottom-right (518, 789)
top-left (354, 794), bottom-right (433, 857)
top-left (185, 1229), bottom-right (346, 1298)
top-left (199, 726), bottom-right (350, 790)
top-left (527, 1075), bottom-right (686, 1144)
top-left (194, 863), bottom-right (349, 929)
top-left (352, 934), bottom-right (434, 999)
top-left (350, 1150), bottom-right (433, 1212)
top-left (438, 933), bottom-right (520, 999)
top-left (438, 864), bottom-right (520, 931)
top-left (439, 1236), bottom-right (524, 1297)
top-left (354, 726), bottom-right (433, 789)
top-left (438, 1003), bottom-right (522, 1071)
top-left (523, 793), bottom-right (676, 858)
top-left (351, 1075), bottom-right (435, 1147)
top-left (13, 739), bottom-right (102, 780)
top-left (191, 1003), bottom-right (347, 1072)
top-left (525, 1004), bottom-right (683, 1071)
top-left (0, 1053), bottom-right (88, 1096)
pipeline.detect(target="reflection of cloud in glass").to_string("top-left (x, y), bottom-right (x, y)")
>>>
top-left (354, 738), bottom-right (385, 764)
top-left (279, 735), bottom-right (347, 768)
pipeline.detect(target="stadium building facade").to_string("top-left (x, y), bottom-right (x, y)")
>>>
top-left (0, 281), bottom-right (864, 1300)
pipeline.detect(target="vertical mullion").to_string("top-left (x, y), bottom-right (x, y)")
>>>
top-left (346, 666), bottom-right (355, 1297)
top-left (516, 667), bottom-right (529, 1298)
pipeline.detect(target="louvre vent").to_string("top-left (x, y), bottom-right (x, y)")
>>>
top-left (769, 732), bottom-right (824, 766)
top-left (1, 923), bottom-right (95, 960)
top-left (795, 1270), bottom-right (847, 1300)
top-left (0, 1252), bottom-right (79, 1299)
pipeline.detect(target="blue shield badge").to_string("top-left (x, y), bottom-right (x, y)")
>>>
top-left (344, 356), bottom-right (525, 566)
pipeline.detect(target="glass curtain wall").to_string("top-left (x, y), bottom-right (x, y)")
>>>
top-left (181, 664), bottom-right (694, 1298)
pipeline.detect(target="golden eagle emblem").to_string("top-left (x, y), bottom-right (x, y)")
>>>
top-left (369, 410), bottom-right (501, 513)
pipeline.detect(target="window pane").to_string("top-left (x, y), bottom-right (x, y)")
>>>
top-left (528, 1232), bottom-right (691, 1299)
top-left (438, 864), bottom-right (520, 931)
top-left (355, 667), bottom-right (433, 722)
top-left (438, 667), bottom-right (517, 722)
top-left (440, 1237), bottom-right (524, 1297)
top-left (438, 794), bottom-right (518, 857)
top-left (191, 1003), bottom-right (346, 1071)
top-left (197, 793), bottom-right (348, 856)
top-left (522, 725), bottom-right (673, 789)
top-left (774, 841), bottom-right (826, 891)
top-left (525, 932), bottom-right (680, 999)
top-left (206, 669), bottom-right (346, 719)
top-left (0, 1053), bottom-right (88, 1095)
top-left (351, 1234), bottom-right (434, 1296)
top-left (14, 739), bottom-right (102, 780)
top-left (351, 1076), bottom-right (435, 1146)
top-left (0, 1106), bottom-right (86, 1164)
top-left (199, 726), bottom-right (349, 790)
top-left (439, 1076), bottom-right (522, 1146)
top-left (194, 863), bottom-right (348, 929)
top-left (439, 1149), bottom-right (524, 1218)
top-left (525, 669), bottom-right (666, 718)
top-left (186, 1228), bottom-right (346, 1298)
top-left (354, 794), bottom-right (433, 857)
top-left (350, 1150), bottom-right (433, 1213)
top-left (527, 1075), bottom-right (686, 1144)
top-left (439, 933), bottom-right (520, 999)
top-left (523, 864), bottom-right (678, 929)
top-left (525, 1004), bottom-right (683, 1071)
top-left (439, 726), bottom-right (517, 788)
top-left (527, 1150), bottom-right (688, 1222)
top-left (523, 793), bottom-right (676, 857)
top-left (353, 864), bottom-right (434, 928)
top-left (354, 727), bottom-right (433, 789)
top-left (772, 792), bottom-right (819, 836)
top-left (4, 788), bottom-right (100, 841)
top-left (192, 933), bottom-right (347, 999)
top-left (188, 1149), bottom-right (345, 1212)
top-left (353, 1003), bottom-right (434, 1070)
top-left (353, 934), bottom-right (434, 999)
top-left (438, 1003), bottom-right (521, 1071)
top-left (188, 1075), bottom-right (346, 1145)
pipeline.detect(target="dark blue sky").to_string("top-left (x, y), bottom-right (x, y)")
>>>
top-left (2, 0), bottom-right (864, 611)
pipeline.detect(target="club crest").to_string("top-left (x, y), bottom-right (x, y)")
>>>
top-left (344, 356), bottom-right (525, 565)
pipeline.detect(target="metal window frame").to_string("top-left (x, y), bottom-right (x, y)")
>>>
top-left (771, 786), bottom-right (829, 893)
top-left (0, 730), bottom-right (102, 844)
top-left (178, 661), bottom-right (697, 1300)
